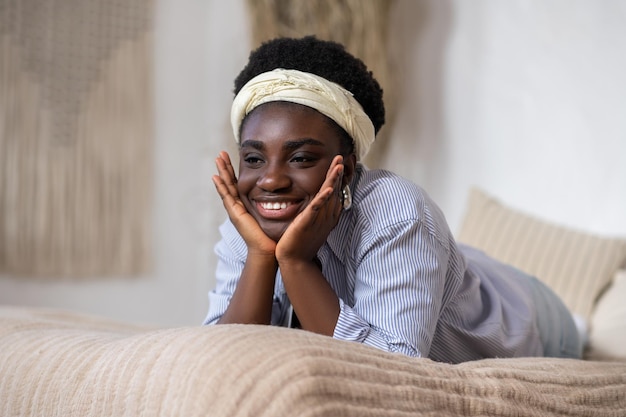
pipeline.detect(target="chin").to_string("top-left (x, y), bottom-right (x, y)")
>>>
top-left (260, 223), bottom-right (289, 243)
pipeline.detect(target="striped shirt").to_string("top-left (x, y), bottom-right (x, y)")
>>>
top-left (205, 165), bottom-right (544, 363)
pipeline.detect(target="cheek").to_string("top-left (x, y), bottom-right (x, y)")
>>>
top-left (236, 167), bottom-right (255, 188)
top-left (236, 172), bottom-right (255, 200)
top-left (293, 169), bottom-right (328, 194)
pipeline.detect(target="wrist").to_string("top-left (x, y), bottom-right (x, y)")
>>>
top-left (247, 239), bottom-right (277, 258)
top-left (246, 250), bottom-right (278, 270)
top-left (277, 257), bottom-right (318, 275)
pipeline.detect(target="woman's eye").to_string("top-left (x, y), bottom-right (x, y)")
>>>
top-left (291, 154), bottom-right (317, 165)
top-left (243, 155), bottom-right (264, 166)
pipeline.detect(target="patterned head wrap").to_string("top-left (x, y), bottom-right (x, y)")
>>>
top-left (231, 69), bottom-right (375, 160)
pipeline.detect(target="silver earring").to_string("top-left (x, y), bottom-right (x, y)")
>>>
top-left (341, 185), bottom-right (352, 210)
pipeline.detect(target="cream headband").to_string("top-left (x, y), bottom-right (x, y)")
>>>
top-left (231, 69), bottom-right (375, 160)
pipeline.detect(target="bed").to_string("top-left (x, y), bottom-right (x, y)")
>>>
top-left (1, 189), bottom-right (625, 416)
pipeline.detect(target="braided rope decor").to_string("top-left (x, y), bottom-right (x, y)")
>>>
top-left (0, 0), bottom-right (155, 278)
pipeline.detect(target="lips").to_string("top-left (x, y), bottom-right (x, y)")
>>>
top-left (254, 199), bottom-right (302, 220)
top-left (259, 201), bottom-right (291, 210)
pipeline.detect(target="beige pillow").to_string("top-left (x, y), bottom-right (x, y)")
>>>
top-left (587, 270), bottom-right (626, 360)
top-left (457, 188), bottom-right (626, 320)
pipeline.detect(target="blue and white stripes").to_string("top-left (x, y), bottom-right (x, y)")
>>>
top-left (206, 165), bottom-right (546, 363)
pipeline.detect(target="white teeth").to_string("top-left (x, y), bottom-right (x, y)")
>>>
top-left (261, 202), bottom-right (289, 210)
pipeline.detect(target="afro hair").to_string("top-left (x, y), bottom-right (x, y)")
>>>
top-left (233, 36), bottom-right (385, 134)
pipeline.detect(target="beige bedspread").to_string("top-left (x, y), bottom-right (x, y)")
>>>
top-left (1, 306), bottom-right (624, 417)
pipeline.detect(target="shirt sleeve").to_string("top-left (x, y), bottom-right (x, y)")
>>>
top-left (204, 221), bottom-right (289, 326)
top-left (203, 222), bottom-right (247, 325)
top-left (332, 219), bottom-right (451, 357)
top-left (204, 220), bottom-right (290, 325)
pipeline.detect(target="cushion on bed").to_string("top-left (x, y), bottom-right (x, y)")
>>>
top-left (1, 306), bottom-right (625, 417)
top-left (457, 188), bottom-right (626, 320)
top-left (587, 269), bottom-right (626, 361)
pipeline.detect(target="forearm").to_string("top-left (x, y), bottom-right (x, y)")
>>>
top-left (279, 259), bottom-right (340, 336)
top-left (217, 253), bottom-right (278, 325)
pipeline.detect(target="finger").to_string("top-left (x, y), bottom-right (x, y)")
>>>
top-left (304, 186), bottom-right (343, 233)
top-left (319, 156), bottom-right (344, 194)
top-left (213, 175), bottom-right (249, 220)
top-left (212, 174), bottom-right (237, 205)
top-left (328, 154), bottom-right (343, 172)
top-left (327, 155), bottom-right (343, 181)
top-left (214, 163), bottom-right (238, 201)
top-left (313, 157), bottom-right (345, 215)
top-left (331, 161), bottom-right (345, 211)
top-left (216, 152), bottom-right (237, 184)
top-left (219, 151), bottom-right (237, 179)
top-left (308, 186), bottom-right (335, 212)
top-left (215, 152), bottom-right (239, 196)
top-left (316, 160), bottom-right (343, 209)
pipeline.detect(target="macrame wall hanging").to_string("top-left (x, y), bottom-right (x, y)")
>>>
top-left (0, 0), bottom-right (155, 278)
top-left (245, 0), bottom-right (395, 168)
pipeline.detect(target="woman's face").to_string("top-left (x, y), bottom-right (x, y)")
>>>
top-left (237, 102), bottom-right (352, 242)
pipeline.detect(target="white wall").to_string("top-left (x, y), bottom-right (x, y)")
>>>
top-left (384, 0), bottom-right (626, 237)
top-left (1, 0), bottom-right (625, 326)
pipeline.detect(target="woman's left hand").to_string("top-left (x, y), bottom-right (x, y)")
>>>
top-left (275, 155), bottom-right (345, 264)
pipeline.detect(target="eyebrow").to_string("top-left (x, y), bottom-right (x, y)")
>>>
top-left (282, 138), bottom-right (325, 150)
top-left (240, 138), bottom-right (325, 151)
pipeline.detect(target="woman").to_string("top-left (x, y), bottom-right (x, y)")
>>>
top-left (204, 36), bottom-right (582, 363)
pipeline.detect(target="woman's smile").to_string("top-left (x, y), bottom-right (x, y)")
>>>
top-left (254, 199), bottom-right (302, 220)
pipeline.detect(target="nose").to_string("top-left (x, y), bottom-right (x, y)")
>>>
top-left (257, 163), bottom-right (291, 192)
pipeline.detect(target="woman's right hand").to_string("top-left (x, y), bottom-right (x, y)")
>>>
top-left (212, 151), bottom-right (277, 256)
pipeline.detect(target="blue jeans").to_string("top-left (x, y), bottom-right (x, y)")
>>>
top-left (528, 276), bottom-right (583, 359)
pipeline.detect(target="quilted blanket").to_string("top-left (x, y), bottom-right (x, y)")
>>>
top-left (1, 306), bottom-right (624, 416)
